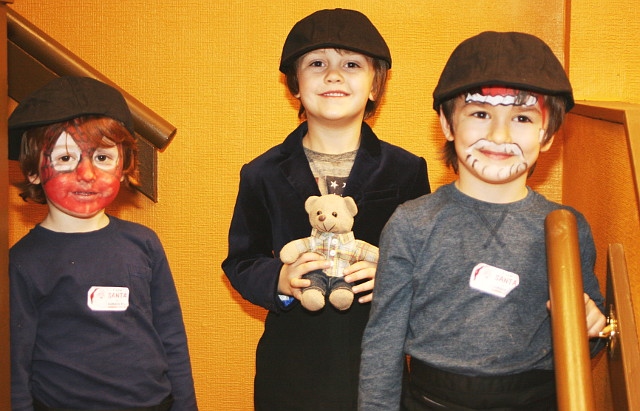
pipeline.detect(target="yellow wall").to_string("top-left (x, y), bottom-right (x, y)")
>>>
top-left (6, 0), bottom-right (640, 409)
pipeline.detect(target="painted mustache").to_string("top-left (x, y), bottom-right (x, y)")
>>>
top-left (464, 140), bottom-right (528, 180)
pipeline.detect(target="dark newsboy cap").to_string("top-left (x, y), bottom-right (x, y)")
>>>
top-left (279, 8), bottom-right (391, 73)
top-left (433, 31), bottom-right (574, 112)
top-left (8, 76), bottom-right (134, 160)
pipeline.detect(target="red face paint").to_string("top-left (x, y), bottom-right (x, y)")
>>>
top-left (40, 132), bottom-right (123, 218)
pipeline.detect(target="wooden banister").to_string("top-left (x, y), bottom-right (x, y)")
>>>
top-left (6, 8), bottom-right (176, 151)
top-left (545, 208), bottom-right (596, 411)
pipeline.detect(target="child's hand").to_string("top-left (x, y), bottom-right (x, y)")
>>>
top-left (546, 293), bottom-right (607, 338)
top-left (278, 252), bottom-right (326, 301)
top-left (584, 293), bottom-right (607, 338)
top-left (344, 261), bottom-right (377, 304)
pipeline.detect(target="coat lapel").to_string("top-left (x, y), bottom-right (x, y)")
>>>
top-left (278, 122), bottom-right (321, 202)
top-left (343, 123), bottom-right (382, 202)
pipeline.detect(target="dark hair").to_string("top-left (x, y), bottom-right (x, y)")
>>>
top-left (439, 91), bottom-right (566, 174)
top-left (282, 50), bottom-right (390, 120)
top-left (18, 116), bottom-right (139, 204)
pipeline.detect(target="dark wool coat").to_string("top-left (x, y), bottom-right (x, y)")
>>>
top-left (222, 121), bottom-right (430, 410)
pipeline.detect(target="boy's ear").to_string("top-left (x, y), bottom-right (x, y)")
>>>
top-left (27, 173), bottom-right (41, 185)
top-left (540, 128), bottom-right (555, 152)
top-left (439, 109), bottom-right (454, 141)
top-left (541, 134), bottom-right (555, 152)
top-left (368, 82), bottom-right (377, 102)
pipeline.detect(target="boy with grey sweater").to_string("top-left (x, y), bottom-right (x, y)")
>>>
top-left (359, 31), bottom-right (606, 410)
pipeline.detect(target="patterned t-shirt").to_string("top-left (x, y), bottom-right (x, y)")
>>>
top-left (304, 147), bottom-right (357, 196)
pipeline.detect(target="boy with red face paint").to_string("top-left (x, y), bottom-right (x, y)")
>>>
top-left (359, 32), bottom-right (606, 410)
top-left (8, 76), bottom-right (197, 411)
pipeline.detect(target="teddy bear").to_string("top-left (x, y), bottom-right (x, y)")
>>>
top-left (280, 194), bottom-right (379, 311)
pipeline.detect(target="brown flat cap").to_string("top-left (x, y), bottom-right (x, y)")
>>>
top-left (433, 31), bottom-right (574, 112)
top-left (279, 8), bottom-right (391, 73)
top-left (8, 76), bottom-right (134, 160)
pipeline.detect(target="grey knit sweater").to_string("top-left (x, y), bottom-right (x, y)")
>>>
top-left (359, 183), bottom-right (604, 410)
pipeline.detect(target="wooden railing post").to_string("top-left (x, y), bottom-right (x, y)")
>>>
top-left (545, 209), bottom-right (596, 411)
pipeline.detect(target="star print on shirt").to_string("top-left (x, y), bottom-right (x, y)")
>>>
top-left (325, 176), bottom-right (347, 196)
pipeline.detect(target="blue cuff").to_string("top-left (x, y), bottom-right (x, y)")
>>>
top-left (278, 294), bottom-right (295, 307)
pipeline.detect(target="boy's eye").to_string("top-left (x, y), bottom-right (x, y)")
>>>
top-left (57, 155), bottom-right (75, 163)
top-left (346, 61), bottom-right (361, 69)
top-left (94, 154), bottom-right (110, 162)
top-left (49, 148), bottom-right (80, 171)
top-left (92, 148), bottom-right (120, 170)
top-left (516, 115), bottom-right (532, 123)
top-left (472, 111), bottom-right (489, 119)
top-left (309, 60), bottom-right (324, 67)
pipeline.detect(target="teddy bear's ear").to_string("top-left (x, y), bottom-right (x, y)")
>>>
top-left (343, 196), bottom-right (358, 217)
top-left (305, 196), bottom-right (320, 213)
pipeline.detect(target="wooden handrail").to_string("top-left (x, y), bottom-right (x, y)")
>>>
top-left (545, 209), bottom-right (596, 411)
top-left (6, 8), bottom-right (176, 151)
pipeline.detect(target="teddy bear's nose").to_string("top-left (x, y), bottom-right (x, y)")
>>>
top-left (318, 215), bottom-right (326, 222)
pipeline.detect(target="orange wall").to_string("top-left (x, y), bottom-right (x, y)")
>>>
top-left (6, 1), bottom-right (640, 409)
top-left (569, 1), bottom-right (640, 104)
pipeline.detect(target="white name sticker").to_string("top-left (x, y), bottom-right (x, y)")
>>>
top-left (469, 263), bottom-right (519, 298)
top-left (87, 286), bottom-right (130, 311)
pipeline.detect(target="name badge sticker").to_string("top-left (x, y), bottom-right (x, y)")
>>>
top-left (469, 263), bottom-right (519, 298)
top-left (87, 286), bottom-right (130, 311)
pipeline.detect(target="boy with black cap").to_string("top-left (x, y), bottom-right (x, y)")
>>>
top-left (359, 32), bottom-right (606, 410)
top-left (9, 76), bottom-right (197, 410)
top-left (222, 8), bottom-right (430, 410)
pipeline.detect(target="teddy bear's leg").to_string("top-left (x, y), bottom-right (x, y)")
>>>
top-left (301, 288), bottom-right (325, 311)
top-left (329, 289), bottom-right (354, 311)
top-left (328, 278), bottom-right (354, 311)
top-left (300, 270), bottom-right (327, 311)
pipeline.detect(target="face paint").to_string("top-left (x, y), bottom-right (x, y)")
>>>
top-left (40, 132), bottom-right (123, 217)
top-left (450, 87), bottom-right (551, 190)
top-left (466, 87), bottom-right (548, 126)
top-left (465, 87), bottom-right (540, 106)
top-left (464, 139), bottom-right (528, 181)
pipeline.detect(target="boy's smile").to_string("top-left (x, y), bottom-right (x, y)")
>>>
top-left (464, 139), bottom-right (529, 181)
top-left (36, 132), bottom-right (124, 219)
top-left (295, 48), bottom-right (376, 125)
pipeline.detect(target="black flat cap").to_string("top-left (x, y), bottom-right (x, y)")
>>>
top-left (8, 76), bottom-right (134, 160)
top-left (433, 31), bottom-right (574, 112)
top-left (279, 8), bottom-right (391, 73)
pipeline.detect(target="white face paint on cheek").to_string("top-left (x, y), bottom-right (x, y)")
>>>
top-left (464, 140), bottom-right (529, 181)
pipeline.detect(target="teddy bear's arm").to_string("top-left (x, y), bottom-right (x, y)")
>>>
top-left (280, 237), bottom-right (314, 264)
top-left (353, 241), bottom-right (379, 264)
